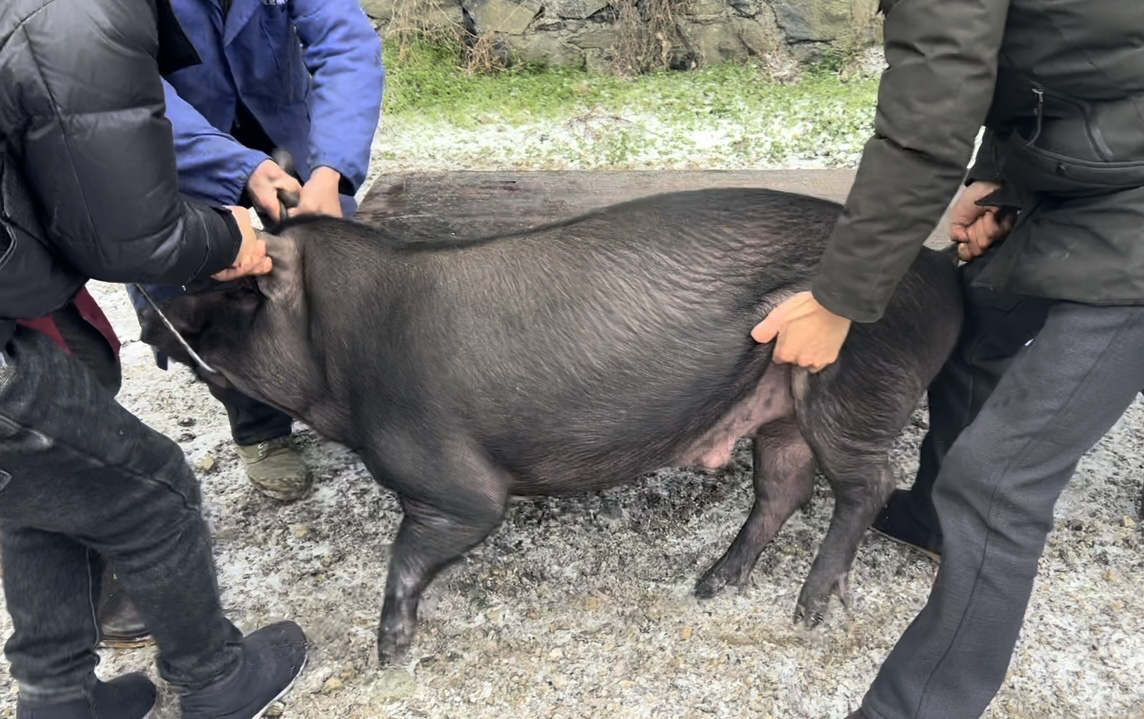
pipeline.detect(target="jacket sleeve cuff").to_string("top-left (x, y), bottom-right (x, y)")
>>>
top-left (809, 277), bottom-right (882, 324)
top-left (807, 219), bottom-right (894, 325)
top-left (965, 130), bottom-right (1002, 185)
top-left (226, 150), bottom-right (272, 202)
top-left (193, 205), bottom-right (244, 280)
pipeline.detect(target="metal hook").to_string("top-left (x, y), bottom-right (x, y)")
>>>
top-left (130, 284), bottom-right (220, 375)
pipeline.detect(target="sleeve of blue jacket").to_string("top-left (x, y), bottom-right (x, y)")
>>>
top-left (290, 0), bottom-right (385, 197)
top-left (161, 78), bottom-right (270, 206)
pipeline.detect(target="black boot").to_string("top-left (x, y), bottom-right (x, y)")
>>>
top-left (869, 488), bottom-right (943, 563)
top-left (96, 564), bottom-right (152, 649)
top-left (17, 672), bottom-right (156, 719)
top-left (179, 621), bottom-right (308, 719)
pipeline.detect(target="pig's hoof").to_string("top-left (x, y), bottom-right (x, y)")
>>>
top-left (694, 573), bottom-right (726, 600)
top-left (694, 562), bottom-right (740, 599)
top-left (793, 594), bottom-right (828, 629)
top-left (377, 631), bottom-right (412, 668)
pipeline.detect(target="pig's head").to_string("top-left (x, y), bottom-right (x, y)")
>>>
top-left (137, 229), bottom-right (314, 415)
top-left (137, 279), bottom-right (260, 392)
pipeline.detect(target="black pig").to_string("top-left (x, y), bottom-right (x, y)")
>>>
top-left (139, 186), bottom-right (964, 666)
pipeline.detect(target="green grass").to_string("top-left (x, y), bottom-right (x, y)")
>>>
top-left (382, 37), bottom-right (879, 125)
top-left (374, 36), bottom-right (883, 169)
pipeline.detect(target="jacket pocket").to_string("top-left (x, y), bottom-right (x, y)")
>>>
top-left (248, 5), bottom-right (307, 105)
top-left (997, 130), bottom-right (1144, 196)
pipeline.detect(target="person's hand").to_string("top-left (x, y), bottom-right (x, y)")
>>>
top-left (751, 291), bottom-right (853, 373)
top-left (246, 158), bottom-right (303, 222)
top-left (289, 166), bottom-right (344, 218)
top-left (212, 206), bottom-right (273, 281)
top-left (949, 180), bottom-right (1015, 262)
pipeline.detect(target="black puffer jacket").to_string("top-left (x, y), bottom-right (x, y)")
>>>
top-left (0, 0), bottom-right (242, 336)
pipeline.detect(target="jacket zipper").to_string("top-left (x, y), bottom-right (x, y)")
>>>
top-left (1026, 81), bottom-right (1116, 162)
top-left (1023, 87), bottom-right (1044, 148)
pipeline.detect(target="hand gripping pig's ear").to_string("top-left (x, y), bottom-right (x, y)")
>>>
top-left (255, 230), bottom-right (303, 311)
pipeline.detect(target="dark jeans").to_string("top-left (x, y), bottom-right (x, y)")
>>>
top-left (123, 283), bottom-right (294, 446)
top-left (863, 264), bottom-right (1144, 718)
top-left (0, 328), bottom-right (244, 705)
top-left (900, 246), bottom-right (1053, 544)
top-left (50, 302), bottom-right (123, 397)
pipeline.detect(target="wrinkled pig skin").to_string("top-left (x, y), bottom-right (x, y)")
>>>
top-left (139, 187), bottom-right (964, 667)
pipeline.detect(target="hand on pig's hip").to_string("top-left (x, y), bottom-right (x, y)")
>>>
top-left (752, 291), bottom-right (852, 373)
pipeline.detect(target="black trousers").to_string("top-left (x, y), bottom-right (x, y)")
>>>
top-left (206, 382), bottom-right (294, 446)
top-left (0, 328), bottom-right (244, 706)
top-left (866, 247), bottom-right (1144, 718)
top-left (900, 246), bottom-right (1053, 545)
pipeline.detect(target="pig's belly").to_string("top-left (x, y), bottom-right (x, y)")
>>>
top-left (671, 363), bottom-right (795, 469)
top-left (492, 361), bottom-right (797, 495)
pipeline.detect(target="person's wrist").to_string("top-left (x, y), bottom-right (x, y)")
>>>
top-left (244, 155), bottom-right (274, 188)
top-left (308, 166), bottom-right (341, 188)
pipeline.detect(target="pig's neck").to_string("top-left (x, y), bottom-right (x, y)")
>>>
top-left (218, 311), bottom-right (338, 441)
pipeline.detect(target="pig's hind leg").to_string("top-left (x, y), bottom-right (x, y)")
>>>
top-left (694, 417), bottom-right (816, 599)
top-left (364, 439), bottom-right (511, 666)
top-left (790, 364), bottom-right (916, 629)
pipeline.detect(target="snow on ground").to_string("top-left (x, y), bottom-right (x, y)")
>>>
top-left (365, 109), bottom-right (871, 173)
top-left (0, 114), bottom-right (1140, 719)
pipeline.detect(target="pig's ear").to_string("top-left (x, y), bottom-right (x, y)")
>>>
top-left (256, 230), bottom-right (303, 309)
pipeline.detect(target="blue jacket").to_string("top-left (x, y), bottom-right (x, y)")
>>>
top-left (130, 0), bottom-right (383, 370)
top-left (161, 0), bottom-right (384, 217)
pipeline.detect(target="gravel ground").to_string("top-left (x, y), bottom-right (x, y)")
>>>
top-left (0, 117), bottom-right (1142, 719)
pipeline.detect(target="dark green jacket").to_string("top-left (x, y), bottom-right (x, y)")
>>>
top-left (812, 0), bottom-right (1144, 323)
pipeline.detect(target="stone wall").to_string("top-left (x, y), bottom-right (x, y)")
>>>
top-left (361, 0), bottom-right (883, 72)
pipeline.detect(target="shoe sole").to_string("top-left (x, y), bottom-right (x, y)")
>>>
top-left (251, 487), bottom-right (312, 503)
top-left (250, 654), bottom-right (307, 719)
top-left (246, 476), bottom-right (313, 503)
top-left (98, 635), bottom-right (156, 650)
top-left (869, 526), bottom-right (942, 565)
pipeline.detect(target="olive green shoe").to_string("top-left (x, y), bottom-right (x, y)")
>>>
top-left (235, 436), bottom-right (313, 502)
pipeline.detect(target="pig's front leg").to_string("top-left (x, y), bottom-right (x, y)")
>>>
top-left (367, 445), bottom-right (510, 667)
top-left (695, 418), bottom-right (817, 598)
